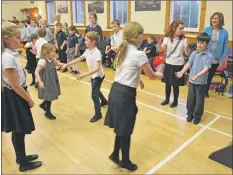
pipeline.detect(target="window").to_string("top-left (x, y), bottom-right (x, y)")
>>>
top-left (170, 1), bottom-right (201, 31)
top-left (72, 0), bottom-right (85, 25)
top-left (110, 1), bottom-right (128, 25)
top-left (107, 0), bottom-right (131, 27)
top-left (46, 0), bottom-right (55, 24)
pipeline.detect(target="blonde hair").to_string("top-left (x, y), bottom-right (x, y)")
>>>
top-left (85, 31), bottom-right (99, 46)
top-left (37, 28), bottom-right (46, 37)
top-left (116, 21), bottom-right (144, 66)
top-left (40, 43), bottom-right (55, 58)
top-left (2, 22), bottom-right (19, 51)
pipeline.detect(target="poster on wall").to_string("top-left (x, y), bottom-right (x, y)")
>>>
top-left (135, 1), bottom-right (161, 11)
top-left (88, 1), bottom-right (104, 13)
top-left (56, 1), bottom-right (68, 14)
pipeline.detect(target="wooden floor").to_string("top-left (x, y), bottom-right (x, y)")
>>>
top-left (2, 56), bottom-right (232, 174)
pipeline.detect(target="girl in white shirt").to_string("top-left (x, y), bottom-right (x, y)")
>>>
top-left (62, 31), bottom-right (108, 123)
top-left (2, 22), bottom-right (42, 172)
top-left (158, 19), bottom-right (190, 108)
top-left (104, 22), bottom-right (163, 171)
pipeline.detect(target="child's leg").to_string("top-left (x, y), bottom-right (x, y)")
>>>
top-left (90, 78), bottom-right (103, 122)
top-left (44, 101), bottom-right (56, 120)
top-left (120, 136), bottom-right (137, 171)
top-left (12, 132), bottom-right (27, 165)
top-left (31, 72), bottom-right (36, 85)
top-left (161, 83), bottom-right (171, 105)
top-left (109, 134), bottom-right (120, 165)
top-left (193, 85), bottom-right (205, 124)
top-left (186, 83), bottom-right (196, 122)
top-left (173, 85), bottom-right (179, 103)
top-left (98, 76), bottom-right (108, 105)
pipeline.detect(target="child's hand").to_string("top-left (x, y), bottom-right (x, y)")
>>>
top-left (56, 45), bottom-right (59, 50)
top-left (61, 65), bottom-right (68, 72)
top-left (190, 75), bottom-right (198, 81)
top-left (155, 72), bottom-right (164, 79)
top-left (175, 71), bottom-right (183, 78)
top-left (28, 99), bottom-right (34, 108)
top-left (76, 73), bottom-right (86, 81)
top-left (60, 46), bottom-right (64, 50)
top-left (39, 82), bottom-right (45, 89)
top-left (138, 80), bottom-right (144, 89)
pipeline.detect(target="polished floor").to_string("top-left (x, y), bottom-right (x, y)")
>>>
top-left (2, 56), bottom-right (232, 174)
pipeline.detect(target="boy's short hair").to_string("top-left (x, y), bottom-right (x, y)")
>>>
top-left (197, 32), bottom-right (211, 44)
top-left (69, 25), bottom-right (76, 31)
top-left (20, 20), bottom-right (25, 23)
top-left (56, 22), bottom-right (62, 27)
top-left (30, 33), bottom-right (38, 41)
top-left (111, 20), bottom-right (120, 26)
top-left (147, 35), bottom-right (154, 40)
top-left (37, 28), bottom-right (46, 37)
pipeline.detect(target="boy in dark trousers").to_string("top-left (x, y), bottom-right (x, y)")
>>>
top-left (55, 22), bottom-right (67, 72)
top-left (176, 33), bottom-right (213, 125)
top-left (143, 35), bottom-right (157, 59)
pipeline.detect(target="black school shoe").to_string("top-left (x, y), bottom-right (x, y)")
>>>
top-left (193, 118), bottom-right (201, 125)
top-left (187, 115), bottom-right (194, 122)
top-left (17, 154), bottom-right (38, 164)
top-left (19, 161), bottom-right (42, 172)
top-left (161, 100), bottom-right (169, 106)
top-left (120, 160), bottom-right (137, 171)
top-left (30, 82), bottom-right (36, 86)
top-left (170, 101), bottom-right (178, 108)
top-left (101, 101), bottom-right (108, 107)
top-left (45, 112), bottom-right (56, 120)
top-left (90, 114), bottom-right (102, 122)
top-left (108, 153), bottom-right (120, 165)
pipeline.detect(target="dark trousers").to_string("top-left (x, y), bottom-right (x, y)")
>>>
top-left (32, 72), bottom-right (36, 83)
top-left (206, 63), bottom-right (219, 92)
top-left (187, 83), bottom-right (205, 119)
top-left (91, 76), bottom-right (107, 115)
top-left (165, 84), bottom-right (179, 102)
top-left (58, 48), bottom-right (67, 64)
top-left (112, 134), bottom-right (131, 163)
top-left (12, 132), bottom-right (27, 165)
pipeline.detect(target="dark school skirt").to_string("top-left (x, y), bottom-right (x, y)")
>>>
top-left (1, 87), bottom-right (35, 134)
top-left (162, 63), bottom-right (185, 86)
top-left (104, 82), bottom-right (138, 137)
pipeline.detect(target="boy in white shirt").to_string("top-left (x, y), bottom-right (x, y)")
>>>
top-left (105, 20), bottom-right (123, 69)
top-left (34, 29), bottom-right (48, 88)
top-left (62, 31), bottom-right (108, 123)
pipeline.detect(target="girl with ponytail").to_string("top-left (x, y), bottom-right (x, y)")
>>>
top-left (104, 21), bottom-right (163, 171)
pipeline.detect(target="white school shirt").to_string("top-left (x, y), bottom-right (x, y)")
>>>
top-left (35, 38), bottom-right (48, 58)
top-left (82, 47), bottom-right (104, 79)
top-left (111, 30), bottom-right (123, 47)
top-left (162, 37), bottom-right (188, 65)
top-left (37, 58), bottom-right (54, 68)
top-left (2, 48), bottom-right (26, 88)
top-left (114, 44), bottom-right (148, 88)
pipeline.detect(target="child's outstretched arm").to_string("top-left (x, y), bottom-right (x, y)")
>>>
top-left (175, 63), bottom-right (191, 78)
top-left (190, 67), bottom-right (209, 81)
top-left (141, 63), bottom-right (163, 80)
top-left (35, 65), bottom-right (45, 89)
top-left (61, 55), bottom-right (85, 71)
top-left (76, 60), bottom-right (100, 80)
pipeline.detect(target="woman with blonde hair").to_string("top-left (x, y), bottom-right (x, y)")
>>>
top-left (104, 22), bottom-right (163, 171)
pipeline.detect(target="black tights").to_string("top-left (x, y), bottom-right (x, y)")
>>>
top-left (41, 101), bottom-right (52, 113)
top-left (165, 84), bottom-right (179, 102)
top-left (112, 135), bottom-right (131, 163)
top-left (32, 72), bottom-right (36, 83)
top-left (12, 132), bottom-right (27, 165)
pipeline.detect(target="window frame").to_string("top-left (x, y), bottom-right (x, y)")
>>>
top-left (165, 0), bottom-right (206, 34)
top-left (70, 0), bottom-right (87, 27)
top-left (107, 0), bottom-right (131, 29)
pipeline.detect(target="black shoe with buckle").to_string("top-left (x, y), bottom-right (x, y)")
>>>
top-left (90, 114), bottom-right (102, 122)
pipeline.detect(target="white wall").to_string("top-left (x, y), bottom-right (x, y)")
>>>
top-left (2, 1), bottom-right (37, 21)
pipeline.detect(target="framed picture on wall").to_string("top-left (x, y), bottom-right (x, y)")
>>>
top-left (88, 1), bottom-right (104, 13)
top-left (135, 0), bottom-right (161, 11)
top-left (56, 1), bottom-right (68, 14)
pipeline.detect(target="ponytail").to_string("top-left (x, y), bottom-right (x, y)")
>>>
top-left (116, 39), bottom-right (128, 66)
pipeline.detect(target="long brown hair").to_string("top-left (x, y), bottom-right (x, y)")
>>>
top-left (116, 21), bottom-right (144, 66)
top-left (165, 19), bottom-right (185, 42)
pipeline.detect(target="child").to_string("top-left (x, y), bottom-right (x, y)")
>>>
top-left (75, 28), bottom-right (86, 56)
top-left (19, 20), bottom-right (28, 46)
top-left (176, 33), bottom-right (213, 125)
top-left (62, 31), bottom-right (108, 123)
top-left (66, 25), bottom-right (80, 74)
top-left (158, 19), bottom-right (190, 108)
top-left (104, 22), bottom-right (163, 171)
top-left (40, 20), bottom-right (52, 42)
top-left (55, 22), bottom-right (67, 71)
top-left (143, 35), bottom-right (157, 59)
top-left (105, 20), bottom-right (123, 68)
top-left (24, 33), bottom-right (38, 86)
top-left (2, 22), bottom-right (42, 172)
top-left (35, 28), bottom-right (48, 61)
top-left (28, 20), bottom-right (39, 36)
top-left (35, 43), bottom-right (64, 120)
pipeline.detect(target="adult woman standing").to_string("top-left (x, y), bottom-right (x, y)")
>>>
top-left (158, 19), bottom-right (190, 108)
top-left (203, 12), bottom-right (228, 98)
